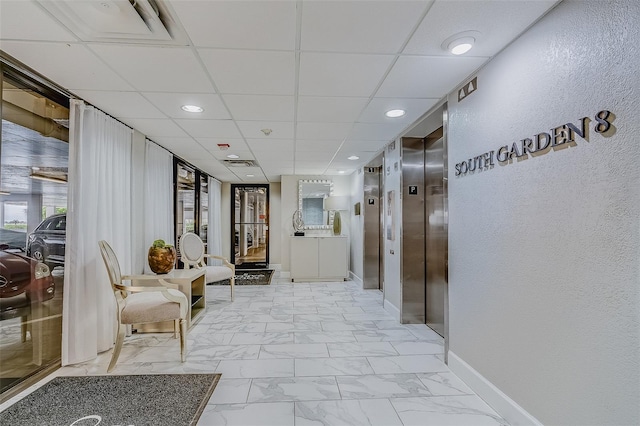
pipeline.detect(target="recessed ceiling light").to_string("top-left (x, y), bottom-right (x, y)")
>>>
top-left (181, 105), bottom-right (203, 113)
top-left (246, 174), bottom-right (254, 177)
top-left (385, 109), bottom-right (406, 118)
top-left (348, 156), bottom-right (360, 161)
top-left (227, 154), bottom-right (239, 159)
top-left (441, 31), bottom-right (480, 56)
top-left (448, 37), bottom-right (475, 55)
top-left (338, 170), bottom-right (345, 174)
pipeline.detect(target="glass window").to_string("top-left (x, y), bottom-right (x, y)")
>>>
top-left (1, 66), bottom-right (68, 397)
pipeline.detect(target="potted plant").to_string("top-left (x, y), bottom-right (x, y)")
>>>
top-left (147, 239), bottom-right (176, 274)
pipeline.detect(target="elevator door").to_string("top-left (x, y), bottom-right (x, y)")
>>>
top-left (364, 164), bottom-right (383, 290)
top-left (425, 137), bottom-right (446, 336)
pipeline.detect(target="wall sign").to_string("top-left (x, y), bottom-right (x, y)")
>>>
top-left (458, 77), bottom-right (477, 102)
top-left (455, 110), bottom-right (615, 177)
top-left (408, 185), bottom-right (418, 195)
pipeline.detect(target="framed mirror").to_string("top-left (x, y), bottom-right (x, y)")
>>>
top-left (298, 179), bottom-right (333, 230)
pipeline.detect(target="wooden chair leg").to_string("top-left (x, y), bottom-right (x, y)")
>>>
top-left (174, 319), bottom-right (179, 339)
top-left (179, 318), bottom-right (187, 362)
top-left (108, 323), bottom-right (126, 373)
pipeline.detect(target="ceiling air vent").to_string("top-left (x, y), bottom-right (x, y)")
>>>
top-left (222, 160), bottom-right (260, 168)
top-left (37, 0), bottom-right (188, 45)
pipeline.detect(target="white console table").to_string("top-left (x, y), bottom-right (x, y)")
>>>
top-left (133, 268), bottom-right (206, 333)
top-left (290, 236), bottom-right (348, 282)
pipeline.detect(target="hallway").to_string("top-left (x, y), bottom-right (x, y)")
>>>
top-left (10, 278), bottom-right (507, 425)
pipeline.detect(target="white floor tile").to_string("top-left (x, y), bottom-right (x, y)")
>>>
top-left (327, 342), bottom-right (398, 357)
top-left (209, 378), bottom-right (252, 404)
top-left (295, 357), bottom-right (374, 377)
top-left (390, 395), bottom-right (508, 425)
top-left (337, 374), bottom-right (432, 399)
top-left (247, 376), bottom-right (340, 402)
top-left (215, 359), bottom-right (295, 378)
top-left (295, 399), bottom-right (402, 426)
top-left (366, 355), bottom-right (449, 374)
top-left (259, 343), bottom-right (329, 359)
top-left (198, 402), bottom-right (294, 426)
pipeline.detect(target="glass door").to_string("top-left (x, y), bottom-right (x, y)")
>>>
top-left (1, 64), bottom-right (69, 400)
top-left (231, 184), bottom-right (268, 269)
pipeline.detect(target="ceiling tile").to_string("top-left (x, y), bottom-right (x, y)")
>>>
top-left (73, 90), bottom-right (165, 119)
top-left (295, 140), bottom-right (343, 152)
top-left (223, 95), bottom-right (294, 121)
top-left (404, 0), bottom-right (557, 57)
top-left (142, 93), bottom-right (230, 119)
top-left (237, 122), bottom-right (294, 140)
top-left (301, 1), bottom-right (429, 54)
top-left (195, 138), bottom-right (251, 155)
top-left (122, 118), bottom-right (188, 138)
top-left (299, 52), bottom-right (394, 97)
top-left (0, 1), bottom-right (76, 41)
top-left (208, 149), bottom-right (255, 161)
top-left (254, 150), bottom-right (294, 162)
top-left (376, 55), bottom-right (487, 98)
top-left (295, 151), bottom-right (336, 162)
top-left (341, 140), bottom-right (389, 152)
top-left (296, 122), bottom-right (353, 141)
top-left (297, 96), bottom-right (369, 123)
top-left (0, 41), bottom-right (133, 91)
top-left (294, 163), bottom-right (329, 175)
top-left (246, 139), bottom-right (294, 152)
top-left (348, 123), bottom-right (403, 142)
top-left (175, 119), bottom-right (242, 139)
top-left (89, 45), bottom-right (214, 93)
top-left (148, 137), bottom-right (197, 153)
top-left (171, 1), bottom-right (296, 50)
top-left (359, 98), bottom-right (440, 124)
top-left (199, 49), bottom-right (295, 95)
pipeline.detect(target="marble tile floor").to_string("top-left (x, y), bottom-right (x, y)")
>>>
top-left (1, 278), bottom-right (508, 426)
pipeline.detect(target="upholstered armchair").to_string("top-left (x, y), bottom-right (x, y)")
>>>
top-left (179, 232), bottom-right (235, 301)
top-left (98, 240), bottom-right (188, 372)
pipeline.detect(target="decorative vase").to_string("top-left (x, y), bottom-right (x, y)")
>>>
top-left (332, 211), bottom-right (341, 236)
top-left (148, 246), bottom-right (176, 274)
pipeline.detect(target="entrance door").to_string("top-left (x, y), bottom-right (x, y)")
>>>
top-left (231, 184), bottom-right (269, 269)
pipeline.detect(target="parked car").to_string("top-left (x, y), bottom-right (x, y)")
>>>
top-left (26, 213), bottom-right (66, 267)
top-left (0, 245), bottom-right (55, 321)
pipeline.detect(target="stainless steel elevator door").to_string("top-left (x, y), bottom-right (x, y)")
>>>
top-left (401, 138), bottom-right (426, 323)
top-left (425, 137), bottom-right (445, 336)
top-left (364, 166), bottom-right (382, 290)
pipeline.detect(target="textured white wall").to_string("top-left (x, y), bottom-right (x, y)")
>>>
top-left (447, 1), bottom-right (640, 424)
top-left (269, 183), bottom-right (282, 266)
top-left (349, 169), bottom-right (364, 281)
top-left (382, 140), bottom-right (402, 317)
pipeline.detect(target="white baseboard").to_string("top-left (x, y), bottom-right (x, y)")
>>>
top-left (383, 299), bottom-right (400, 322)
top-left (279, 271), bottom-right (291, 279)
top-left (349, 271), bottom-right (363, 285)
top-left (448, 351), bottom-right (542, 426)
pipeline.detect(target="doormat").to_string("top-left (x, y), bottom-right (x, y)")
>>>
top-left (0, 374), bottom-right (220, 426)
top-left (210, 269), bottom-right (274, 286)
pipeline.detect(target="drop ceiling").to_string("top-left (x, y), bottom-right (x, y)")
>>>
top-left (0, 0), bottom-right (558, 183)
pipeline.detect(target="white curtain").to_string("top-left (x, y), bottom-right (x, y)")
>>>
top-left (208, 177), bottom-right (223, 265)
top-left (143, 140), bottom-right (174, 273)
top-left (62, 100), bottom-right (133, 365)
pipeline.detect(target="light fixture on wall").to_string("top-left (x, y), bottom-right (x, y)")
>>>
top-left (442, 31), bottom-right (481, 55)
top-left (324, 195), bottom-right (349, 236)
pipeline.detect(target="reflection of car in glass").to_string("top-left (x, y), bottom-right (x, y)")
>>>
top-left (26, 214), bottom-right (66, 267)
top-left (0, 246), bottom-right (55, 321)
top-left (234, 230), bottom-right (253, 247)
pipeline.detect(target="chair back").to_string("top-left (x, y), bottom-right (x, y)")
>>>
top-left (179, 232), bottom-right (206, 269)
top-left (98, 240), bottom-right (124, 297)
